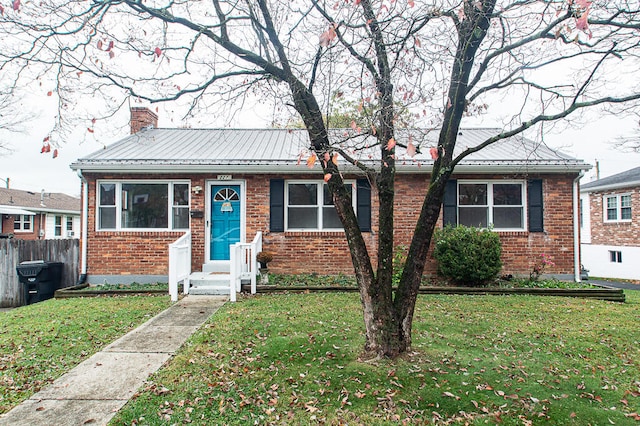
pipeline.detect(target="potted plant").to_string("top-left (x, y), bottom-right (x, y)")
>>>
top-left (256, 251), bottom-right (274, 284)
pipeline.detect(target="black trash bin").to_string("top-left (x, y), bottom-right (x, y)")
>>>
top-left (16, 261), bottom-right (64, 305)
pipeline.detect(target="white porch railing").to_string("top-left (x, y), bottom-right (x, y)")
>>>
top-left (168, 231), bottom-right (191, 302)
top-left (229, 231), bottom-right (262, 302)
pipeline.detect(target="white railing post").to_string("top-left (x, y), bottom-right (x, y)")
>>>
top-left (228, 231), bottom-right (263, 300)
top-left (168, 231), bottom-right (191, 302)
top-left (229, 244), bottom-right (238, 302)
top-left (250, 231), bottom-right (262, 294)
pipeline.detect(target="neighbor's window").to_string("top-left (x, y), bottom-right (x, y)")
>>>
top-left (604, 194), bottom-right (632, 222)
top-left (13, 215), bottom-right (33, 232)
top-left (97, 181), bottom-right (190, 230)
top-left (609, 250), bottom-right (622, 263)
top-left (286, 181), bottom-right (354, 231)
top-left (66, 216), bottom-right (73, 234)
top-left (458, 181), bottom-right (524, 230)
top-left (54, 215), bottom-right (62, 236)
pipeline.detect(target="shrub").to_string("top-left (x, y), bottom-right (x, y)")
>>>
top-left (433, 225), bottom-right (502, 286)
top-left (392, 245), bottom-right (408, 287)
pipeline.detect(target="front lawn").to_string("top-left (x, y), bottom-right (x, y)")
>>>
top-left (0, 295), bottom-right (171, 413)
top-left (113, 291), bottom-right (640, 425)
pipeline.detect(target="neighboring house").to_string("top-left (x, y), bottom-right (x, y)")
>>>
top-left (69, 107), bottom-right (589, 287)
top-left (0, 187), bottom-right (81, 240)
top-left (580, 166), bottom-right (640, 280)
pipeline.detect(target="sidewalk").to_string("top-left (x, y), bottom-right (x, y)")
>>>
top-left (0, 295), bottom-right (226, 426)
top-left (587, 279), bottom-right (640, 291)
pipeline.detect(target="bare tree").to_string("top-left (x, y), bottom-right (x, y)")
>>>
top-left (0, 86), bottom-right (34, 154)
top-left (2, 0), bottom-right (640, 357)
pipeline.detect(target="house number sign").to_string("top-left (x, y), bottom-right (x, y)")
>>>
top-left (217, 175), bottom-right (232, 180)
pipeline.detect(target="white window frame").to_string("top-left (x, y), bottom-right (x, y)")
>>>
top-left (457, 180), bottom-right (527, 231)
top-left (285, 180), bottom-right (356, 231)
top-left (603, 193), bottom-right (632, 223)
top-left (609, 250), bottom-right (622, 263)
top-left (96, 180), bottom-right (190, 231)
top-left (13, 215), bottom-right (33, 232)
top-left (54, 215), bottom-right (63, 236)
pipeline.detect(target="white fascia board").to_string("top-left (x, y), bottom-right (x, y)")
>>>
top-left (36, 208), bottom-right (81, 215)
top-left (72, 162), bottom-right (588, 175)
top-left (0, 206), bottom-right (36, 216)
top-left (397, 164), bottom-right (589, 174)
top-left (580, 180), bottom-right (640, 194)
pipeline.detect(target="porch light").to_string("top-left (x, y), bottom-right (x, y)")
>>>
top-left (192, 185), bottom-right (203, 195)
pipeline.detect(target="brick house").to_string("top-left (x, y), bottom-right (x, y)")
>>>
top-left (69, 108), bottom-right (589, 289)
top-left (0, 187), bottom-right (81, 240)
top-left (580, 166), bottom-right (640, 280)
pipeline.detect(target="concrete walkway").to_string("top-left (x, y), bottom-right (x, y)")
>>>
top-left (587, 279), bottom-right (640, 291)
top-left (0, 295), bottom-right (226, 426)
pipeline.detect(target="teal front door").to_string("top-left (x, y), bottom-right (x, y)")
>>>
top-left (210, 185), bottom-right (241, 261)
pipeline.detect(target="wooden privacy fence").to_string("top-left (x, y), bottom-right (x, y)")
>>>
top-left (0, 239), bottom-right (79, 308)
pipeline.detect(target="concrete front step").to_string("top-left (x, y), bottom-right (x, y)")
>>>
top-left (189, 272), bottom-right (231, 295)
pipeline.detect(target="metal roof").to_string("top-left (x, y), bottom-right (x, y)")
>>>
top-left (581, 166), bottom-right (640, 192)
top-left (0, 188), bottom-right (80, 214)
top-left (70, 127), bottom-right (589, 174)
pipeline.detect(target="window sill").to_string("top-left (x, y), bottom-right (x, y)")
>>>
top-left (95, 229), bottom-right (187, 234)
top-left (284, 230), bottom-right (346, 237)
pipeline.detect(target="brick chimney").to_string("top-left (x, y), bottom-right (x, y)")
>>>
top-left (130, 107), bottom-right (159, 134)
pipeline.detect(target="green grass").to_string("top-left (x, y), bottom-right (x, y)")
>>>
top-left (0, 295), bottom-right (171, 413)
top-left (112, 291), bottom-right (640, 425)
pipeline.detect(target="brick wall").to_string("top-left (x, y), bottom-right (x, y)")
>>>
top-left (587, 187), bottom-right (640, 246)
top-left (81, 172), bottom-right (579, 278)
top-left (1, 214), bottom-right (45, 240)
top-left (387, 173), bottom-right (576, 277)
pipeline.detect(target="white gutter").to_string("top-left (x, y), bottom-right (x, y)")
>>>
top-left (77, 169), bottom-right (89, 280)
top-left (69, 163), bottom-right (591, 175)
top-left (573, 170), bottom-right (585, 282)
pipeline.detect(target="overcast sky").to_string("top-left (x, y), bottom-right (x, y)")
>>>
top-left (0, 99), bottom-right (638, 198)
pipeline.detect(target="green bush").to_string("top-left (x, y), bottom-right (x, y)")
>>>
top-left (433, 225), bottom-right (502, 286)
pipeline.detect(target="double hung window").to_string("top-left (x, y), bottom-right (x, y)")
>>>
top-left (98, 181), bottom-right (190, 230)
top-left (54, 216), bottom-right (63, 236)
top-left (66, 217), bottom-right (73, 236)
top-left (604, 194), bottom-right (632, 222)
top-left (13, 215), bottom-right (32, 232)
top-left (458, 181), bottom-right (525, 230)
top-left (286, 181), bottom-right (354, 231)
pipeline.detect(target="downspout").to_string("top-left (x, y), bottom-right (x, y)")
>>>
top-left (76, 169), bottom-right (88, 285)
top-left (573, 170), bottom-right (585, 282)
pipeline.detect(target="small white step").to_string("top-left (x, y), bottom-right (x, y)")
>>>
top-left (189, 272), bottom-right (231, 295)
top-left (202, 262), bottom-right (230, 274)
